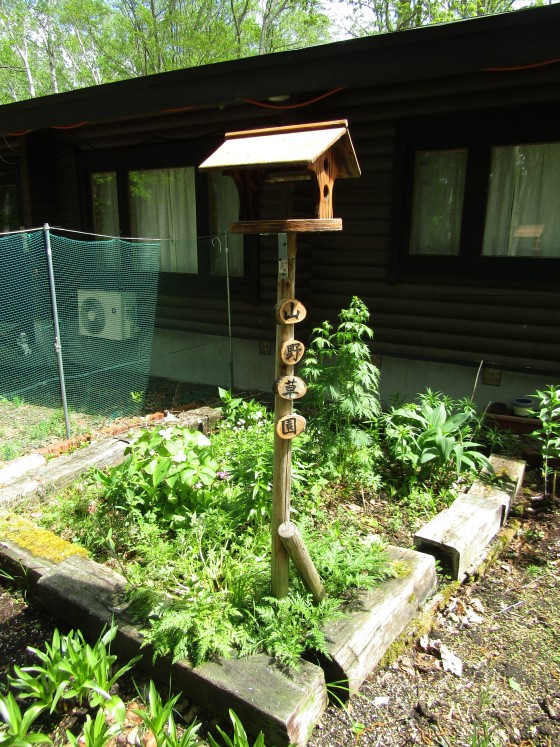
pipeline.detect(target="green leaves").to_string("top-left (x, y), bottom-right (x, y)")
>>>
top-left (0, 692), bottom-right (51, 747)
top-left (208, 709), bottom-right (267, 747)
top-left (382, 390), bottom-right (493, 489)
top-left (93, 425), bottom-right (222, 529)
top-left (529, 385), bottom-right (560, 496)
top-left (8, 625), bottom-right (140, 713)
top-left (1, 623), bottom-right (203, 747)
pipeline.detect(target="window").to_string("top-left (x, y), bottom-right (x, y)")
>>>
top-left (482, 143), bottom-right (560, 258)
top-left (0, 184), bottom-right (20, 232)
top-left (83, 142), bottom-right (248, 283)
top-left (409, 149), bottom-right (467, 256)
top-left (394, 105), bottom-right (560, 282)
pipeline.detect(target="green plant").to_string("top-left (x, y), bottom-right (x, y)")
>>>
top-left (530, 385), bottom-right (560, 498)
top-left (9, 625), bottom-right (139, 712)
top-left (381, 390), bottom-right (493, 492)
top-left (213, 394), bottom-right (274, 523)
top-left (0, 691), bottom-right (50, 746)
top-left (132, 681), bottom-right (200, 747)
top-left (66, 705), bottom-right (123, 747)
top-left (93, 426), bottom-right (222, 529)
top-left (247, 592), bottom-right (341, 669)
top-left (208, 709), bottom-right (267, 747)
top-left (301, 296), bottom-right (380, 423)
top-left (300, 297), bottom-right (381, 485)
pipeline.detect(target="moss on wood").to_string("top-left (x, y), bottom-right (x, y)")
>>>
top-left (0, 515), bottom-right (88, 563)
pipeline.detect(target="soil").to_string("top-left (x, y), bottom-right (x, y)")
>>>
top-left (0, 394), bottom-right (559, 747)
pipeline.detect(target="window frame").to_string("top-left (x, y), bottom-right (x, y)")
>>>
top-left (79, 140), bottom-right (258, 297)
top-left (0, 178), bottom-right (22, 233)
top-left (390, 103), bottom-right (560, 285)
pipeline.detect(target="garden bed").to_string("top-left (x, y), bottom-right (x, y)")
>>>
top-left (0, 419), bottom-right (525, 746)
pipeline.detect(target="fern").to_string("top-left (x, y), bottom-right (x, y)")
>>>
top-left (248, 593), bottom-right (342, 670)
top-left (141, 594), bottom-right (251, 666)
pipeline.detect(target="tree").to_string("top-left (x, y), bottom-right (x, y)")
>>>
top-left (330, 0), bottom-right (542, 38)
top-left (0, 0), bottom-right (331, 103)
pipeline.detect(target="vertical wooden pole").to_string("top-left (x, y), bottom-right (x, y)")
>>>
top-left (271, 233), bottom-right (297, 598)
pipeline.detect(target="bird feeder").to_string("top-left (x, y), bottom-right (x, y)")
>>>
top-left (199, 119), bottom-right (360, 232)
top-left (200, 120), bottom-right (361, 599)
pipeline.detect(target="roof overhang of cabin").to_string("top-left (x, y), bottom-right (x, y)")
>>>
top-left (1, 5), bottom-right (560, 137)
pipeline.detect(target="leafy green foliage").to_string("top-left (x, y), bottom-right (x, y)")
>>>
top-left (301, 295), bottom-right (380, 424)
top-left (529, 385), bottom-right (560, 497)
top-left (300, 296), bottom-right (381, 486)
top-left (0, 0), bottom-right (331, 104)
top-left (214, 391), bottom-right (274, 523)
top-left (92, 426), bottom-right (223, 529)
top-left (131, 681), bottom-right (200, 747)
top-left (380, 389), bottom-right (493, 492)
top-left (208, 709), bottom-right (267, 747)
top-left (247, 592), bottom-right (341, 670)
top-left (66, 708), bottom-right (123, 747)
top-left (301, 517), bottom-right (399, 596)
top-left (1, 623), bottom-right (204, 747)
top-left (0, 691), bottom-right (51, 747)
top-left (339, 0), bottom-right (534, 38)
top-left (8, 625), bottom-right (139, 712)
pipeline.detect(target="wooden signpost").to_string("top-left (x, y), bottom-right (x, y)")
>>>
top-left (200, 120), bottom-right (360, 599)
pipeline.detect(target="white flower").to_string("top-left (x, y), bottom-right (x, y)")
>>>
top-left (172, 451), bottom-right (187, 463)
top-left (158, 427), bottom-right (174, 440)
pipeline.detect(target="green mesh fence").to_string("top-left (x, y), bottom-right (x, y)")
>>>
top-left (0, 228), bottom-right (160, 419)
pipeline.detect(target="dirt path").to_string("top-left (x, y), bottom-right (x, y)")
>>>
top-left (307, 493), bottom-right (560, 747)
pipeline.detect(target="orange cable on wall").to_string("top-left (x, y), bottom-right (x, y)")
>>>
top-left (242, 87), bottom-right (344, 109)
top-left (482, 57), bottom-right (560, 72)
top-left (51, 121), bottom-right (88, 129)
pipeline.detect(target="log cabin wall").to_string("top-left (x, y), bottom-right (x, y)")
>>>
top-left (297, 67), bottom-right (560, 397)
top-left (3, 7), bottom-right (559, 403)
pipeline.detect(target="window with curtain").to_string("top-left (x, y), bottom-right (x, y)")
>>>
top-left (394, 105), bottom-right (560, 282)
top-left (129, 168), bottom-right (198, 273)
top-left (89, 160), bottom-right (247, 281)
top-left (409, 150), bottom-right (467, 256)
top-left (483, 143), bottom-right (560, 258)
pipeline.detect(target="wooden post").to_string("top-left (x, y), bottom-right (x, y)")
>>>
top-left (278, 522), bottom-right (326, 603)
top-left (271, 233), bottom-right (297, 598)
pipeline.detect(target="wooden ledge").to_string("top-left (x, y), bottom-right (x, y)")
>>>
top-left (229, 218), bottom-right (343, 234)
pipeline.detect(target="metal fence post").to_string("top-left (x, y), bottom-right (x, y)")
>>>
top-left (43, 223), bottom-right (71, 439)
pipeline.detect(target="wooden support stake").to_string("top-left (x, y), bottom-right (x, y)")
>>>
top-left (271, 233), bottom-right (297, 599)
top-left (278, 522), bottom-right (326, 604)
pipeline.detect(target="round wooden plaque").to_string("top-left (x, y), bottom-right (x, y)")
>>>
top-left (276, 414), bottom-right (306, 440)
top-left (280, 339), bottom-right (305, 365)
top-left (274, 375), bottom-right (307, 400)
top-left (275, 298), bottom-right (307, 325)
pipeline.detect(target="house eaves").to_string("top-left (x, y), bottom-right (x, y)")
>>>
top-left (1, 5), bottom-right (559, 137)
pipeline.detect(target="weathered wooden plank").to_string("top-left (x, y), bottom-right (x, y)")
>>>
top-left (0, 438), bottom-right (130, 510)
top-left (413, 499), bottom-right (504, 580)
top-left (464, 454), bottom-right (525, 520)
top-left (6, 541), bottom-right (327, 747)
top-left (413, 455), bottom-right (525, 579)
top-left (317, 545), bottom-right (437, 693)
top-left (0, 454), bottom-right (47, 487)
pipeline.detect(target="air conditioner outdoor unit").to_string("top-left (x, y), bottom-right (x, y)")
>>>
top-left (78, 290), bottom-right (137, 341)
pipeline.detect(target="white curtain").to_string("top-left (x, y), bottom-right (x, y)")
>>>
top-left (91, 172), bottom-right (119, 236)
top-left (129, 167), bottom-right (198, 273)
top-left (483, 144), bottom-right (560, 258)
top-left (409, 149), bottom-right (467, 256)
top-left (208, 172), bottom-right (243, 276)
